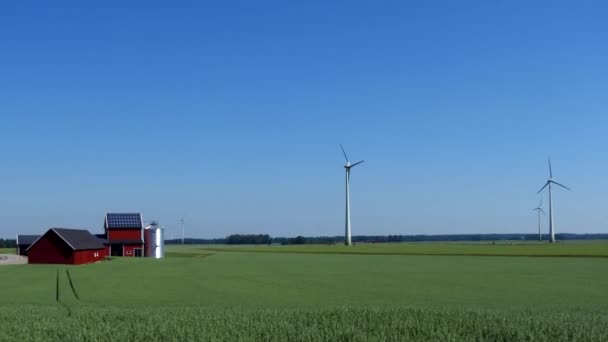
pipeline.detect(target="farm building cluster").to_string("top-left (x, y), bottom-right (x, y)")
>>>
top-left (16, 213), bottom-right (164, 265)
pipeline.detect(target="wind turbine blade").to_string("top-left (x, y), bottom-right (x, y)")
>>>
top-left (548, 157), bottom-right (553, 178)
top-left (537, 181), bottom-right (549, 194)
top-left (339, 144), bottom-right (349, 162)
top-left (350, 160), bottom-right (365, 167)
top-left (551, 180), bottom-right (571, 190)
top-left (540, 208), bottom-right (546, 215)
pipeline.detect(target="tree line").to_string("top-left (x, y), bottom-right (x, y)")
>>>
top-left (226, 234), bottom-right (272, 245)
top-left (0, 239), bottom-right (17, 248)
top-left (164, 233), bottom-right (608, 245)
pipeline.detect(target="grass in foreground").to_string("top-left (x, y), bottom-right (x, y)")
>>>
top-left (2, 305), bottom-right (606, 342)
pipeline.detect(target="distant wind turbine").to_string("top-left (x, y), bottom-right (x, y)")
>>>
top-left (181, 218), bottom-right (185, 245)
top-left (537, 158), bottom-right (571, 243)
top-left (532, 198), bottom-right (545, 241)
top-left (340, 144), bottom-right (364, 246)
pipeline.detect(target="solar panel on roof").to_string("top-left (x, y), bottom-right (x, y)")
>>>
top-left (106, 213), bottom-right (142, 228)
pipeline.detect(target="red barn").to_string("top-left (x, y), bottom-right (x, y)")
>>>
top-left (104, 213), bottom-right (144, 257)
top-left (27, 228), bottom-right (107, 265)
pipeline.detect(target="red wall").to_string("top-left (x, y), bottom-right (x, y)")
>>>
top-left (28, 232), bottom-right (72, 264)
top-left (107, 229), bottom-right (141, 241)
top-left (72, 249), bottom-right (107, 265)
top-left (123, 244), bottom-right (142, 257)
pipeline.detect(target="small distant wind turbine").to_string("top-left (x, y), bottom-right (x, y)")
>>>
top-left (340, 144), bottom-right (364, 246)
top-left (532, 198), bottom-right (545, 241)
top-left (180, 218), bottom-right (185, 245)
top-left (537, 158), bottom-right (570, 243)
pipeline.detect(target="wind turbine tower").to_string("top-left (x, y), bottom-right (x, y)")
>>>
top-left (537, 158), bottom-right (570, 243)
top-left (340, 144), bottom-right (364, 246)
top-left (180, 218), bottom-right (185, 245)
top-left (532, 198), bottom-right (545, 241)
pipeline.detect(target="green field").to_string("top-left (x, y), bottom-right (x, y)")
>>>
top-left (0, 247), bottom-right (15, 254)
top-left (1, 242), bottom-right (608, 341)
top-left (200, 240), bottom-right (608, 257)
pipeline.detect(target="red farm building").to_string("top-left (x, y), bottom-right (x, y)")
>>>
top-left (103, 213), bottom-right (144, 257)
top-left (27, 228), bottom-right (107, 265)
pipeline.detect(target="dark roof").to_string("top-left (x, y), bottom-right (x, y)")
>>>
top-left (53, 228), bottom-right (106, 250)
top-left (105, 213), bottom-right (143, 229)
top-left (27, 228), bottom-right (106, 251)
top-left (95, 234), bottom-right (109, 245)
top-left (95, 233), bottom-right (106, 238)
top-left (17, 235), bottom-right (39, 245)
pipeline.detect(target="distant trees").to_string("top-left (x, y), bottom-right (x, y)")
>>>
top-left (226, 234), bottom-right (271, 245)
top-left (0, 239), bottom-right (16, 248)
top-left (163, 233), bottom-right (608, 246)
top-left (165, 238), bottom-right (225, 245)
top-left (281, 236), bottom-right (307, 245)
top-left (272, 236), bottom-right (336, 245)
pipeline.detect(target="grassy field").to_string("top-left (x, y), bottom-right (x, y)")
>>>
top-left (2, 305), bottom-right (605, 342)
top-left (1, 242), bottom-right (607, 341)
top-left (199, 240), bottom-right (608, 257)
top-left (0, 247), bottom-right (15, 254)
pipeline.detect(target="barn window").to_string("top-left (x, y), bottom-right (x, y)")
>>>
top-left (126, 250), bottom-right (132, 255)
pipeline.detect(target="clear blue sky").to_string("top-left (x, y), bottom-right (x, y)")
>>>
top-left (1, 1), bottom-right (607, 239)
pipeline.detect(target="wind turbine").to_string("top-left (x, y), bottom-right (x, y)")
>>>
top-left (532, 198), bottom-right (545, 241)
top-left (180, 218), bottom-right (185, 245)
top-left (537, 158), bottom-right (570, 243)
top-left (340, 144), bottom-right (364, 246)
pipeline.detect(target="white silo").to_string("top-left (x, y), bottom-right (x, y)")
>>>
top-left (144, 221), bottom-right (165, 258)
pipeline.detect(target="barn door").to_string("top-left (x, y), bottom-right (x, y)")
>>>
top-left (110, 244), bottom-right (123, 257)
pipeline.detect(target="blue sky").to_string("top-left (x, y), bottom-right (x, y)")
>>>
top-left (1, 1), bottom-right (607, 238)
